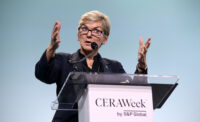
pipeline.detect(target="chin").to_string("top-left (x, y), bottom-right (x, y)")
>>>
top-left (82, 47), bottom-right (93, 52)
top-left (85, 48), bottom-right (93, 52)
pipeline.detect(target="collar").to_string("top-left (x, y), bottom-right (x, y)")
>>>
top-left (68, 49), bottom-right (110, 72)
top-left (78, 49), bottom-right (101, 61)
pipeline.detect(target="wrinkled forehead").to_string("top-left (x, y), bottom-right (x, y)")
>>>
top-left (79, 20), bottom-right (104, 28)
top-left (81, 21), bottom-right (103, 29)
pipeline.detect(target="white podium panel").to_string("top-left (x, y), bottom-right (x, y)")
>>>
top-left (78, 84), bottom-right (154, 122)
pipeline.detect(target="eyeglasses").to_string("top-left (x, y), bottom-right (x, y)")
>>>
top-left (79, 26), bottom-right (104, 36)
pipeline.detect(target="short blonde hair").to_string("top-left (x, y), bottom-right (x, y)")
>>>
top-left (78, 10), bottom-right (110, 36)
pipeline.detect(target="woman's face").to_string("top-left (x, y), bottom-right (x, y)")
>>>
top-left (77, 21), bottom-right (107, 54)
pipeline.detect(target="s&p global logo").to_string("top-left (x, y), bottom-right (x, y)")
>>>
top-left (95, 98), bottom-right (146, 108)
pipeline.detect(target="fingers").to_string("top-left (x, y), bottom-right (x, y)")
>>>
top-left (53, 31), bottom-right (61, 43)
top-left (55, 21), bottom-right (61, 32)
top-left (137, 37), bottom-right (151, 65)
top-left (49, 21), bottom-right (62, 51)
top-left (139, 37), bottom-right (151, 54)
top-left (51, 31), bottom-right (58, 41)
top-left (52, 21), bottom-right (61, 32)
top-left (145, 37), bottom-right (151, 49)
top-left (138, 37), bottom-right (144, 54)
top-left (52, 21), bottom-right (61, 35)
top-left (51, 21), bottom-right (61, 42)
top-left (139, 37), bottom-right (144, 49)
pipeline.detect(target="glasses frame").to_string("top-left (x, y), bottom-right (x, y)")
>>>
top-left (78, 26), bottom-right (104, 37)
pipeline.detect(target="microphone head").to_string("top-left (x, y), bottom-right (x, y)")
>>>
top-left (91, 42), bottom-right (98, 50)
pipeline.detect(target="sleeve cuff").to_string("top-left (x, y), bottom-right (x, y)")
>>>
top-left (135, 64), bottom-right (148, 74)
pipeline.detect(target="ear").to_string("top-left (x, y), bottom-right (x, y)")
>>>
top-left (77, 32), bottom-right (80, 41)
top-left (102, 35), bottom-right (108, 45)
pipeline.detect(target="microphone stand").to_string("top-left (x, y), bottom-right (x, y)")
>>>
top-left (69, 42), bottom-right (98, 64)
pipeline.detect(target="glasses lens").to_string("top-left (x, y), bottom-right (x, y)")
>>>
top-left (80, 27), bottom-right (88, 34)
top-left (79, 26), bottom-right (103, 36)
top-left (92, 29), bottom-right (102, 36)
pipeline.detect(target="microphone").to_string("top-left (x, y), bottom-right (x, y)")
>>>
top-left (91, 42), bottom-right (98, 50)
top-left (69, 42), bottom-right (99, 64)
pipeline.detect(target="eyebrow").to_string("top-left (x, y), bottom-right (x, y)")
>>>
top-left (82, 25), bottom-right (102, 30)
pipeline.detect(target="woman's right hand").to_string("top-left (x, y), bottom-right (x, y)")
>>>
top-left (46, 21), bottom-right (61, 61)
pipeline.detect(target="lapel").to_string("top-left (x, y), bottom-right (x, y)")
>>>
top-left (100, 58), bottom-right (111, 73)
top-left (68, 50), bottom-right (84, 72)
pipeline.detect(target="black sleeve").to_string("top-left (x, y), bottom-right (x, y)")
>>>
top-left (116, 62), bottom-right (126, 73)
top-left (35, 50), bottom-right (61, 84)
top-left (110, 61), bottom-right (126, 73)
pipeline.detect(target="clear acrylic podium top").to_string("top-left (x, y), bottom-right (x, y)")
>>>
top-left (51, 72), bottom-right (179, 111)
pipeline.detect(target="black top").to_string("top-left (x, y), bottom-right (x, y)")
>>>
top-left (79, 51), bottom-right (103, 73)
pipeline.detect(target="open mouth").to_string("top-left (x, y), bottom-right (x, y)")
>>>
top-left (85, 40), bottom-right (92, 44)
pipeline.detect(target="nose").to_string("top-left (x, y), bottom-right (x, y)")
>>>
top-left (87, 30), bottom-right (92, 37)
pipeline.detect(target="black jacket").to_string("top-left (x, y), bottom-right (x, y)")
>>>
top-left (35, 50), bottom-right (135, 122)
top-left (35, 50), bottom-right (126, 94)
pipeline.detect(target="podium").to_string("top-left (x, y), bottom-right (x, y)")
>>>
top-left (51, 72), bottom-right (178, 122)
